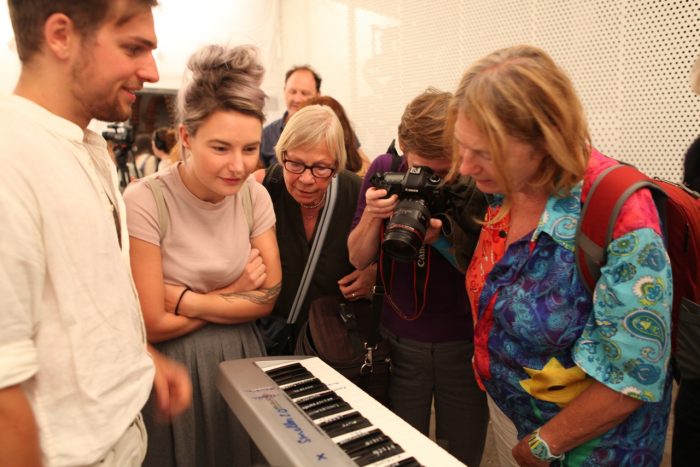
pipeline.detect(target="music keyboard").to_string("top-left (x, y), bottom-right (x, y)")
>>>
top-left (217, 356), bottom-right (466, 467)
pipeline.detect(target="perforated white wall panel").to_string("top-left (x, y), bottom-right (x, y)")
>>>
top-left (275, 0), bottom-right (699, 181)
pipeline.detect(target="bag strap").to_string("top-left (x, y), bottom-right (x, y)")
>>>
top-left (360, 263), bottom-right (386, 375)
top-left (240, 179), bottom-right (254, 234)
top-left (145, 175), bottom-right (255, 242)
top-left (575, 163), bottom-right (664, 293)
top-left (145, 176), bottom-right (169, 240)
top-left (367, 264), bottom-right (385, 348)
top-left (286, 176), bottom-right (340, 324)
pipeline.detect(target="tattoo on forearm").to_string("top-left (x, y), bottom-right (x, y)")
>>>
top-left (219, 282), bottom-right (281, 304)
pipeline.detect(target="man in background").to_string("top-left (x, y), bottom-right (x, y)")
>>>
top-left (260, 64), bottom-right (321, 167)
top-left (0, 1), bottom-right (191, 466)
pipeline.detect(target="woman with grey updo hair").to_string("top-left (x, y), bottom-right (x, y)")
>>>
top-left (124, 44), bottom-right (281, 467)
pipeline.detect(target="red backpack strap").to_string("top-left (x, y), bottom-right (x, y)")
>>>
top-left (575, 164), bottom-right (660, 293)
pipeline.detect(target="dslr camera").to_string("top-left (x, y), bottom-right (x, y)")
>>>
top-left (370, 166), bottom-right (450, 262)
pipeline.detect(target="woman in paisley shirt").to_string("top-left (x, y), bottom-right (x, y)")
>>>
top-left (449, 45), bottom-right (672, 466)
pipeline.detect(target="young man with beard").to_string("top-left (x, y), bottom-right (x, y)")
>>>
top-left (0, 1), bottom-right (191, 466)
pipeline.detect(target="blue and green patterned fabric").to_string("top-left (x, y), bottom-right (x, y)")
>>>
top-left (476, 151), bottom-right (673, 466)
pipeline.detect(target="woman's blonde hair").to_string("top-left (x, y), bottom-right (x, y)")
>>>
top-left (275, 105), bottom-right (347, 172)
top-left (447, 45), bottom-right (590, 202)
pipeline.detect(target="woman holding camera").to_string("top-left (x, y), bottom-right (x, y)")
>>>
top-left (347, 88), bottom-right (489, 466)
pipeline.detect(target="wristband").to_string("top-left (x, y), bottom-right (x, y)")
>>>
top-left (174, 287), bottom-right (191, 316)
top-left (528, 427), bottom-right (565, 462)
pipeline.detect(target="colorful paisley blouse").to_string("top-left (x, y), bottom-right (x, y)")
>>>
top-left (466, 150), bottom-right (672, 466)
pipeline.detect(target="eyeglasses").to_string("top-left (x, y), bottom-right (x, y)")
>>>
top-left (282, 156), bottom-right (335, 179)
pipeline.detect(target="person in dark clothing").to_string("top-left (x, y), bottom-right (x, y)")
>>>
top-left (348, 88), bottom-right (489, 466)
top-left (672, 52), bottom-right (700, 467)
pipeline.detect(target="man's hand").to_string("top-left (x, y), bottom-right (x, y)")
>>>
top-left (149, 347), bottom-right (192, 422)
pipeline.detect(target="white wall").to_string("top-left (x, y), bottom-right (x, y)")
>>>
top-left (2, 1), bottom-right (698, 181)
top-left (0, 2), bottom-right (20, 94)
top-left (151, 0), bottom-right (278, 91)
top-left (0, 0), bottom-right (279, 127)
top-left (276, 0), bottom-right (700, 182)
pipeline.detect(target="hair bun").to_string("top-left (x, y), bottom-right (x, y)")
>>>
top-left (187, 44), bottom-right (263, 87)
top-left (178, 44), bottom-right (267, 133)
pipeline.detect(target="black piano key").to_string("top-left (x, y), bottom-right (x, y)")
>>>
top-left (267, 365), bottom-right (309, 379)
top-left (264, 362), bottom-right (304, 377)
top-left (297, 393), bottom-right (338, 411)
top-left (305, 398), bottom-right (352, 420)
top-left (284, 378), bottom-right (328, 398)
top-left (339, 429), bottom-right (387, 456)
top-left (355, 441), bottom-right (404, 466)
top-left (265, 363), bottom-right (311, 379)
top-left (319, 412), bottom-right (372, 438)
top-left (347, 437), bottom-right (393, 461)
top-left (270, 368), bottom-right (313, 385)
top-left (388, 457), bottom-right (423, 467)
top-left (265, 365), bottom-right (307, 379)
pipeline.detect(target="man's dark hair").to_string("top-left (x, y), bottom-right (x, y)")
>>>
top-left (284, 65), bottom-right (322, 92)
top-left (8, 0), bottom-right (158, 63)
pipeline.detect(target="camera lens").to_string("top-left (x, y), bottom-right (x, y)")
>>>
top-left (382, 198), bottom-right (431, 262)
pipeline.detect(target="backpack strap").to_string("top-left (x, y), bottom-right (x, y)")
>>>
top-left (240, 179), bottom-right (254, 235)
top-left (145, 176), bottom-right (255, 242)
top-left (575, 164), bottom-right (664, 293)
top-left (144, 176), bottom-right (169, 240)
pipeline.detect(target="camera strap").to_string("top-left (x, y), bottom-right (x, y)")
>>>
top-left (378, 227), bottom-right (430, 321)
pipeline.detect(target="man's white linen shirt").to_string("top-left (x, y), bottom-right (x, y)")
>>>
top-left (0, 95), bottom-right (154, 467)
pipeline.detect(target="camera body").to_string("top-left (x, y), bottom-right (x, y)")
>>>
top-left (370, 165), bottom-right (450, 262)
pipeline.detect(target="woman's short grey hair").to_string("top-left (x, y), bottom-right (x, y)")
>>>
top-left (275, 105), bottom-right (347, 171)
top-left (177, 44), bottom-right (266, 136)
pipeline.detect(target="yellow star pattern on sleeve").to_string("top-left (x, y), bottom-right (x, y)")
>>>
top-left (519, 357), bottom-right (594, 407)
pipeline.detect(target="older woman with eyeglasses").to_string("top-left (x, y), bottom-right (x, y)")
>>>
top-left (254, 105), bottom-right (376, 354)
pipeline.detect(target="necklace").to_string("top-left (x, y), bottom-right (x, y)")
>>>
top-left (300, 193), bottom-right (325, 209)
